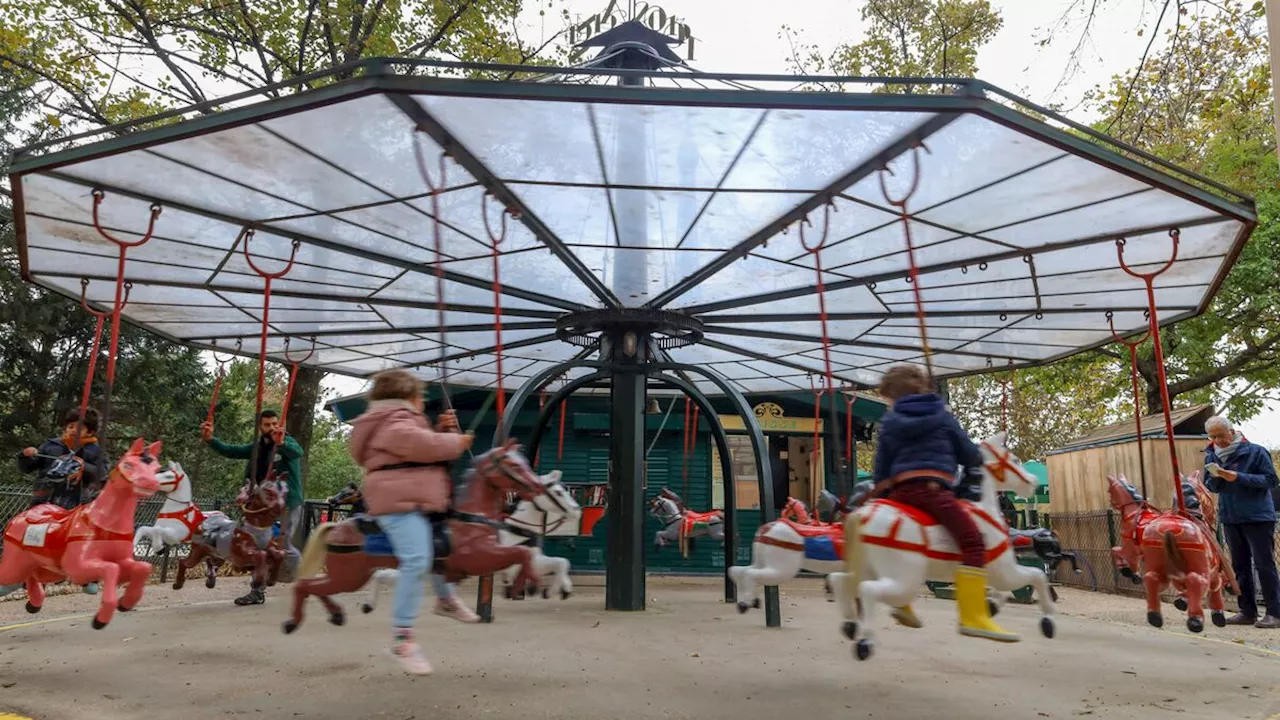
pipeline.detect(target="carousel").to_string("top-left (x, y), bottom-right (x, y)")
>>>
top-left (1, 19), bottom-right (1257, 645)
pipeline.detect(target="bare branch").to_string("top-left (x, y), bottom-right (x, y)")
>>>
top-left (403, 2), bottom-right (473, 57)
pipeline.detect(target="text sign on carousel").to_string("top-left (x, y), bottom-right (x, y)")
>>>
top-left (568, 0), bottom-right (696, 59)
top-left (719, 402), bottom-right (824, 434)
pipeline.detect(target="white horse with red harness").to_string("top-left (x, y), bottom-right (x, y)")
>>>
top-left (828, 433), bottom-right (1056, 661)
top-left (133, 462), bottom-right (214, 553)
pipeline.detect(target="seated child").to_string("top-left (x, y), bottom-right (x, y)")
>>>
top-left (873, 364), bottom-right (1018, 643)
top-left (17, 408), bottom-right (105, 510)
top-left (349, 369), bottom-right (479, 675)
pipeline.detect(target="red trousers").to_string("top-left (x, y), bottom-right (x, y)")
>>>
top-left (888, 481), bottom-right (985, 568)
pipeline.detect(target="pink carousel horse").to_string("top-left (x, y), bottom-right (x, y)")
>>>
top-left (828, 433), bottom-right (1056, 661)
top-left (0, 439), bottom-right (164, 628)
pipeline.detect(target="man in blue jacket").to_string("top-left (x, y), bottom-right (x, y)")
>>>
top-left (1204, 415), bottom-right (1280, 628)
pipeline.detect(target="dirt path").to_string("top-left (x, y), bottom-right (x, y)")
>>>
top-left (2, 577), bottom-right (1278, 720)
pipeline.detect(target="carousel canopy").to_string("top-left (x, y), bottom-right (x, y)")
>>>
top-left (7, 59), bottom-right (1256, 398)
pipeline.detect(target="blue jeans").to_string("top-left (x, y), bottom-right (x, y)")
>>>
top-left (376, 512), bottom-right (455, 628)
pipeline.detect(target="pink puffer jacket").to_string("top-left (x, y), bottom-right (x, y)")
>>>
top-left (349, 399), bottom-right (469, 515)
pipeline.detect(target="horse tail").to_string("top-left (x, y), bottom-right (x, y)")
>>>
top-left (1162, 530), bottom-right (1186, 573)
top-left (297, 522), bottom-right (336, 579)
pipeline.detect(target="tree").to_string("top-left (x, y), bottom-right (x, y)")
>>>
top-left (1081, 0), bottom-right (1280, 419)
top-left (0, 1), bottom-right (569, 475)
top-left (306, 409), bottom-right (362, 499)
top-left (783, 0), bottom-right (1003, 92)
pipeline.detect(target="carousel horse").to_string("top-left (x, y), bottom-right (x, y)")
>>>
top-left (285, 441), bottom-right (554, 633)
top-left (171, 478), bottom-right (287, 593)
top-left (361, 469), bottom-right (581, 612)
top-left (326, 483), bottom-right (365, 517)
top-left (650, 488), bottom-right (725, 557)
top-left (729, 495), bottom-right (848, 610)
top-left (1107, 473), bottom-right (1235, 632)
top-left (828, 433), bottom-right (1056, 661)
top-left (0, 439), bottom-right (164, 629)
top-left (133, 462), bottom-right (205, 553)
top-left (780, 496), bottom-right (816, 524)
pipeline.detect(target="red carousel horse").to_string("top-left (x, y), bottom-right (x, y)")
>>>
top-left (284, 441), bottom-right (550, 633)
top-left (172, 479), bottom-right (287, 593)
top-left (1107, 473), bottom-right (1236, 632)
top-left (0, 439), bottom-right (164, 629)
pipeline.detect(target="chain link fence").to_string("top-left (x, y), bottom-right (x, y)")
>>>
top-left (1044, 509), bottom-right (1280, 605)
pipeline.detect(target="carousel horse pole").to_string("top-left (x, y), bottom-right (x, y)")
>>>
top-left (284, 443), bottom-right (547, 634)
top-left (0, 439), bottom-right (164, 628)
top-left (828, 433), bottom-right (1056, 661)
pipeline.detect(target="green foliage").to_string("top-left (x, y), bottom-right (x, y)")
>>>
top-left (306, 409), bottom-right (362, 499)
top-left (783, 0), bottom-right (1002, 92)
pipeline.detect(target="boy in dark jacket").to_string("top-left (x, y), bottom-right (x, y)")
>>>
top-left (1204, 415), bottom-right (1280, 628)
top-left (17, 408), bottom-right (106, 510)
top-left (873, 365), bottom-right (1018, 643)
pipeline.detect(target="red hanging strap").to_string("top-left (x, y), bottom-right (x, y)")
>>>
top-left (810, 374), bottom-right (825, 508)
top-left (878, 147), bottom-right (932, 381)
top-left (482, 193), bottom-right (515, 420)
top-left (89, 190), bottom-right (160, 438)
top-left (799, 200), bottom-right (838, 398)
top-left (1107, 310), bottom-right (1153, 499)
top-left (844, 392), bottom-right (854, 462)
top-left (74, 278), bottom-right (131, 449)
top-left (279, 335), bottom-right (316, 430)
top-left (1116, 230), bottom-right (1182, 512)
top-left (206, 339), bottom-right (242, 430)
top-left (686, 403), bottom-right (700, 500)
top-left (413, 136), bottom-right (455, 411)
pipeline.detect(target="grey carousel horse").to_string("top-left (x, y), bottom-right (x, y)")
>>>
top-left (649, 489), bottom-right (724, 555)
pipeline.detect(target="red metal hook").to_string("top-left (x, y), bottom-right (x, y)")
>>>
top-left (878, 146), bottom-right (933, 381)
top-left (206, 338), bottom-right (243, 429)
top-left (1107, 310), bottom-right (1152, 499)
top-left (1115, 229), bottom-right (1183, 512)
top-left (482, 192), bottom-right (512, 419)
top-left (800, 200), bottom-right (839, 412)
top-left (279, 335), bottom-right (317, 430)
top-left (74, 278), bottom-right (131, 449)
top-left (91, 189), bottom-right (161, 249)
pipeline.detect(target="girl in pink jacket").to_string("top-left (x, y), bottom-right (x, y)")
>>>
top-left (349, 369), bottom-right (476, 675)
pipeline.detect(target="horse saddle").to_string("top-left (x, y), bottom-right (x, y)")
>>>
top-left (777, 519), bottom-right (845, 561)
top-left (196, 512), bottom-right (237, 557)
top-left (5, 504), bottom-right (74, 554)
top-left (352, 513), bottom-right (452, 564)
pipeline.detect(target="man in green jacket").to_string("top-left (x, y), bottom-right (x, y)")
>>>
top-left (201, 409), bottom-right (305, 605)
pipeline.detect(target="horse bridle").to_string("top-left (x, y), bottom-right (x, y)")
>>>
top-left (981, 441), bottom-right (1027, 487)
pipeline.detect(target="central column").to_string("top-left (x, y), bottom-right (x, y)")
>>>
top-left (605, 329), bottom-right (648, 610)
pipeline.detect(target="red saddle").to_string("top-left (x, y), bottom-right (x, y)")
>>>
top-left (778, 518), bottom-right (842, 539)
top-left (679, 509), bottom-right (723, 537)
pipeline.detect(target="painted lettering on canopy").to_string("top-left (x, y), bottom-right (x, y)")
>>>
top-left (568, 0), bottom-right (696, 60)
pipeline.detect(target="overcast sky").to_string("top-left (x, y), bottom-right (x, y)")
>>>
top-left (322, 0), bottom-right (1280, 447)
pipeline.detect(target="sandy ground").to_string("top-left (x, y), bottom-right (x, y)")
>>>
top-left (2, 576), bottom-right (1279, 720)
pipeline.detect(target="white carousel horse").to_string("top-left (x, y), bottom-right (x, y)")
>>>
top-left (133, 462), bottom-right (207, 553)
top-left (729, 497), bottom-right (844, 609)
top-left (827, 432), bottom-right (1056, 661)
top-left (649, 489), bottom-right (724, 557)
top-left (361, 470), bottom-right (582, 612)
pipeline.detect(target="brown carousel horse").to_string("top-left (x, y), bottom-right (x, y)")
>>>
top-left (171, 478), bottom-right (287, 593)
top-left (284, 441), bottom-right (546, 633)
top-left (1107, 473), bottom-right (1236, 632)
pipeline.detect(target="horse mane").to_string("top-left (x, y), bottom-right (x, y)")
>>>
top-left (1184, 472), bottom-right (1217, 527)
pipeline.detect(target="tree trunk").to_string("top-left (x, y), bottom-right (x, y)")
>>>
top-left (286, 366), bottom-right (325, 494)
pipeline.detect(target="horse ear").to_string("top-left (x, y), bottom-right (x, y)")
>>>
top-left (147, 440), bottom-right (163, 458)
top-left (991, 431), bottom-right (1008, 446)
top-left (128, 437), bottom-right (145, 456)
top-left (548, 469), bottom-right (562, 482)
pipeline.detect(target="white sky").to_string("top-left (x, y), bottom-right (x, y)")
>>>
top-left (320, 0), bottom-right (1280, 446)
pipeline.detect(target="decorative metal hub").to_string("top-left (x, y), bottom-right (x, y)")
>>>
top-left (555, 308), bottom-right (704, 350)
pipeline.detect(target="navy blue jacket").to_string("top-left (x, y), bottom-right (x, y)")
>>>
top-left (1205, 440), bottom-right (1278, 524)
top-left (874, 393), bottom-right (982, 484)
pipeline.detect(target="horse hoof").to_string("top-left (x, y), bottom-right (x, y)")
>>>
top-left (841, 621), bottom-right (858, 640)
top-left (329, 611), bottom-right (345, 627)
top-left (736, 602), bottom-right (751, 614)
top-left (1174, 597), bottom-right (1188, 612)
top-left (205, 577), bottom-right (217, 589)
top-left (1119, 567), bottom-right (1133, 579)
top-left (1130, 575), bottom-right (1142, 585)
top-left (361, 603), bottom-right (374, 614)
top-left (1212, 611), bottom-right (1227, 627)
top-left (1040, 617), bottom-right (1055, 639)
top-left (1187, 616), bottom-right (1204, 633)
top-left (542, 589), bottom-right (550, 600)
top-left (91, 617), bottom-right (107, 630)
top-left (118, 603), bottom-right (133, 612)
top-left (1147, 611), bottom-right (1163, 628)
top-left (1049, 586), bottom-right (1059, 603)
top-left (25, 602), bottom-right (40, 614)
top-left (282, 619), bottom-right (298, 635)
top-left (854, 640), bottom-right (873, 661)
top-left (560, 590), bottom-right (571, 600)
top-left (752, 598), bottom-right (761, 609)
top-left (987, 599), bottom-right (1000, 618)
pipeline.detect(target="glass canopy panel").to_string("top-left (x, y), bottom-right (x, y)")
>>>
top-left (369, 271), bottom-right (563, 314)
top-left (980, 189), bottom-right (1221, 248)
top-left (665, 344), bottom-right (763, 365)
top-left (443, 249), bottom-right (603, 309)
top-left (24, 215), bottom-right (229, 273)
top-left (567, 246), bottom-right (723, 306)
top-left (669, 254), bottom-right (865, 311)
top-left (705, 362), bottom-right (764, 380)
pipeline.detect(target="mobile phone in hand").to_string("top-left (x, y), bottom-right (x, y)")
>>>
top-left (1206, 462), bottom-right (1223, 476)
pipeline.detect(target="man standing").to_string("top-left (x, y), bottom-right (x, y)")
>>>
top-left (1204, 415), bottom-right (1280, 629)
top-left (201, 409), bottom-right (304, 605)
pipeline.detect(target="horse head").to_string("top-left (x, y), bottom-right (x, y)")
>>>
top-left (473, 440), bottom-right (543, 502)
top-left (238, 480), bottom-right (285, 528)
top-left (648, 493), bottom-right (680, 522)
top-left (114, 438), bottom-right (164, 498)
top-left (529, 470), bottom-right (582, 523)
top-left (1176, 471), bottom-right (1214, 526)
top-left (1106, 473), bottom-right (1145, 511)
top-left (781, 496), bottom-right (812, 523)
top-left (155, 461), bottom-right (187, 495)
top-left (978, 432), bottom-right (1037, 498)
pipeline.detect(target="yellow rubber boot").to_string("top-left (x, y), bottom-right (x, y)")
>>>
top-left (955, 566), bottom-right (1020, 643)
top-left (891, 605), bottom-right (923, 628)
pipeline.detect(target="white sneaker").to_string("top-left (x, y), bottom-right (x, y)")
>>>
top-left (389, 640), bottom-right (433, 675)
top-left (434, 597), bottom-right (480, 623)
